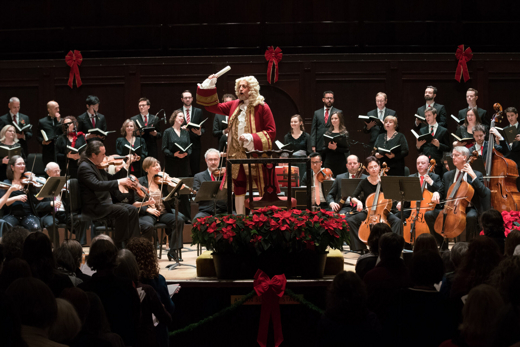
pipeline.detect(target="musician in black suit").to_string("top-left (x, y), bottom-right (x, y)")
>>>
top-left (469, 124), bottom-right (508, 159)
top-left (415, 86), bottom-right (447, 128)
top-left (327, 155), bottom-right (368, 214)
top-left (131, 97), bottom-right (162, 159)
top-left (77, 95), bottom-right (107, 139)
top-left (192, 149), bottom-right (227, 222)
top-left (363, 92), bottom-right (397, 148)
top-left (301, 152), bottom-right (332, 210)
top-left (37, 101), bottom-right (63, 167)
top-left (416, 107), bottom-right (450, 176)
top-left (77, 140), bottom-right (140, 249)
top-left (212, 94), bottom-right (235, 149)
top-left (178, 90), bottom-right (205, 176)
top-left (311, 91), bottom-right (342, 153)
top-left (0, 97), bottom-right (32, 156)
top-left (425, 146), bottom-right (491, 247)
top-left (503, 107), bottom-right (520, 163)
top-left (457, 88), bottom-right (488, 126)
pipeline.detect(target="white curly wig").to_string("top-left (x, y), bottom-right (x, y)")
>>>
top-left (235, 76), bottom-right (265, 107)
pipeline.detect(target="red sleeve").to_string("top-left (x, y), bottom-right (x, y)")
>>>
top-left (252, 103), bottom-right (276, 151)
top-left (196, 87), bottom-right (234, 116)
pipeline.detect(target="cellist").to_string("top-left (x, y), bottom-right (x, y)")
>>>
top-left (346, 156), bottom-right (402, 253)
top-left (424, 146), bottom-right (490, 249)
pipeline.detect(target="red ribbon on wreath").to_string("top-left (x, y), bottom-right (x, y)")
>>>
top-left (65, 50), bottom-right (83, 89)
top-left (455, 45), bottom-right (472, 83)
top-left (265, 46), bottom-right (283, 84)
top-left (254, 269), bottom-right (286, 347)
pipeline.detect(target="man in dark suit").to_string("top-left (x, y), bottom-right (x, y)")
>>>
top-left (311, 91), bottom-right (342, 153)
top-left (178, 90), bottom-right (205, 176)
top-left (425, 146), bottom-right (490, 248)
top-left (301, 152), bottom-right (332, 210)
top-left (416, 107), bottom-right (450, 176)
top-left (415, 86), bottom-right (447, 128)
top-left (192, 148), bottom-right (227, 222)
top-left (77, 95), bottom-right (107, 139)
top-left (212, 94), bottom-right (235, 151)
top-left (502, 107), bottom-right (520, 163)
top-left (37, 100), bottom-right (63, 167)
top-left (131, 97), bottom-right (162, 159)
top-left (77, 140), bottom-right (139, 249)
top-left (327, 155), bottom-right (368, 214)
top-left (457, 88), bottom-right (488, 125)
top-left (469, 124), bottom-right (509, 159)
top-left (0, 97), bottom-right (32, 156)
top-left (363, 92), bottom-right (397, 148)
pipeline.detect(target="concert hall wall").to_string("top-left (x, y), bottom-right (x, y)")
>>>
top-left (1, 53), bottom-right (520, 171)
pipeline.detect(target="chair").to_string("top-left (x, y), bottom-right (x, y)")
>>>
top-left (153, 223), bottom-right (167, 259)
top-left (63, 179), bottom-right (92, 243)
top-left (27, 153), bottom-right (45, 176)
top-left (404, 166), bottom-right (410, 176)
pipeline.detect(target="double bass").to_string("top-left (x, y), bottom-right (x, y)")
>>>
top-left (358, 163), bottom-right (391, 244)
top-left (403, 159), bottom-right (437, 245)
top-left (434, 151), bottom-right (478, 239)
top-left (484, 103), bottom-right (520, 211)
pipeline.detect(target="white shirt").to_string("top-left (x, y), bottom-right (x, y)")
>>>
top-left (426, 102), bottom-right (435, 109)
top-left (474, 142), bottom-right (485, 154)
top-left (9, 112), bottom-right (19, 124)
top-left (428, 122), bottom-right (439, 136)
top-left (453, 169), bottom-right (468, 183)
top-left (87, 112), bottom-right (96, 126)
top-left (511, 122), bottom-right (519, 129)
top-left (312, 171), bottom-right (325, 203)
top-left (377, 107), bottom-right (386, 121)
top-left (140, 113), bottom-right (150, 126)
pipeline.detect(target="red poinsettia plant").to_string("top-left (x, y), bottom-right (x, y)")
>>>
top-left (191, 206), bottom-right (350, 255)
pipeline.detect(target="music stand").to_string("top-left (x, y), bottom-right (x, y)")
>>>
top-left (195, 182), bottom-right (223, 216)
top-left (340, 179), bottom-right (362, 210)
top-left (36, 176), bottom-right (67, 246)
top-left (381, 176), bottom-right (423, 246)
top-left (322, 180), bottom-right (334, 199)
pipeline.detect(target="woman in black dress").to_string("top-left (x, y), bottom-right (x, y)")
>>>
top-left (453, 107), bottom-right (487, 148)
top-left (320, 112), bottom-right (349, 177)
top-left (346, 156), bottom-right (402, 251)
top-left (116, 119), bottom-right (147, 176)
top-left (374, 116), bottom-right (409, 176)
top-left (55, 116), bottom-right (86, 179)
top-left (162, 110), bottom-right (192, 178)
top-left (283, 114), bottom-right (312, 178)
top-left (0, 125), bottom-right (23, 182)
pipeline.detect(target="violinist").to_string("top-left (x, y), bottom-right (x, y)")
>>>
top-left (0, 155), bottom-right (41, 231)
top-left (373, 116), bottom-right (409, 176)
top-left (193, 149), bottom-right (227, 222)
top-left (416, 107), bottom-right (450, 176)
top-left (55, 116), bottom-right (86, 179)
top-left (116, 119), bottom-right (147, 176)
top-left (0, 124), bottom-right (24, 182)
top-left (301, 153), bottom-right (333, 210)
top-left (0, 185), bottom-right (17, 236)
top-left (134, 157), bottom-right (186, 262)
top-left (327, 155), bottom-right (367, 214)
top-left (346, 156), bottom-right (402, 252)
top-left (424, 147), bottom-right (490, 247)
top-left (469, 124), bottom-right (508, 159)
top-left (320, 112), bottom-right (349, 176)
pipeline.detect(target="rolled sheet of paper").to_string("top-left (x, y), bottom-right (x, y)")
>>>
top-left (215, 65), bottom-right (231, 78)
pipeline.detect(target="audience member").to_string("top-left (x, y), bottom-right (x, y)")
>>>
top-left (48, 298), bottom-right (82, 345)
top-left (0, 295), bottom-right (26, 347)
top-left (60, 239), bottom-right (91, 283)
top-left (355, 223), bottom-right (391, 279)
top-left (1, 226), bottom-right (29, 262)
top-left (82, 292), bottom-right (125, 347)
top-left (413, 233), bottom-right (440, 254)
top-left (439, 242), bottom-right (469, 299)
top-left (505, 230), bottom-right (520, 257)
top-left (0, 257), bottom-right (31, 295)
top-left (481, 209), bottom-right (506, 254)
top-left (54, 246), bottom-right (83, 286)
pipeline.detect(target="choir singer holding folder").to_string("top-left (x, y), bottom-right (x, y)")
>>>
top-left (37, 101), bottom-right (63, 168)
top-left (373, 116), bottom-right (408, 176)
top-left (162, 110), bottom-right (192, 178)
top-left (415, 107), bottom-right (450, 176)
top-left (55, 116), bottom-right (86, 179)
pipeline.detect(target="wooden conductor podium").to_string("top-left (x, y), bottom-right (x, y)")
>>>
top-left (226, 152), bottom-right (312, 213)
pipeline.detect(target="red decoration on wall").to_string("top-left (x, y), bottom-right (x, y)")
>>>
top-left (265, 46), bottom-right (283, 84)
top-left (455, 45), bottom-right (473, 83)
top-left (254, 269), bottom-right (286, 347)
top-left (65, 50), bottom-right (83, 88)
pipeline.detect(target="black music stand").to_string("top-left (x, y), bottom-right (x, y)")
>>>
top-left (340, 179), bottom-right (363, 212)
top-left (381, 176), bottom-right (423, 248)
top-left (36, 176), bottom-right (67, 246)
top-left (195, 182), bottom-right (223, 216)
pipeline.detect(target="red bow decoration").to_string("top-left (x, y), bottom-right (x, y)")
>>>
top-left (65, 50), bottom-right (83, 89)
top-left (455, 45), bottom-right (473, 83)
top-left (254, 269), bottom-right (286, 347)
top-left (265, 46), bottom-right (283, 84)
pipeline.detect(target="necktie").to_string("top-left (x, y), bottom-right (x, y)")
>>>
top-left (351, 174), bottom-right (355, 179)
top-left (456, 171), bottom-right (462, 182)
top-left (186, 109), bottom-right (191, 124)
top-left (211, 173), bottom-right (215, 181)
top-left (144, 115), bottom-right (148, 126)
top-left (430, 126), bottom-right (434, 136)
top-left (314, 175), bottom-right (321, 206)
top-left (91, 116), bottom-right (96, 128)
top-left (379, 110), bottom-right (383, 121)
top-left (480, 146), bottom-right (483, 156)
top-left (324, 109), bottom-right (329, 124)
top-left (12, 114), bottom-right (17, 124)
top-left (420, 175), bottom-right (424, 186)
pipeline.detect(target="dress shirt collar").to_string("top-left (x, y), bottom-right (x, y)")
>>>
top-left (428, 122), bottom-right (438, 134)
top-left (377, 107), bottom-right (386, 119)
top-left (511, 122), bottom-right (519, 129)
top-left (9, 111), bottom-right (19, 118)
top-left (453, 169), bottom-right (467, 183)
top-left (426, 102), bottom-right (435, 108)
top-left (88, 111), bottom-right (96, 118)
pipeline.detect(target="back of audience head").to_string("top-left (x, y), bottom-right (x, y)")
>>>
top-left (410, 250), bottom-right (444, 287)
top-left (450, 242), bottom-right (469, 270)
top-left (60, 239), bottom-right (83, 270)
top-left (60, 287), bottom-right (90, 325)
top-left (0, 258), bottom-right (31, 294)
top-left (326, 271), bottom-right (367, 322)
top-left (126, 237), bottom-right (160, 280)
top-left (6, 277), bottom-right (57, 330)
top-left (54, 247), bottom-right (76, 274)
top-left (441, 250), bottom-right (455, 274)
top-left (490, 255), bottom-right (520, 306)
top-left (22, 232), bottom-right (55, 283)
top-left (481, 209), bottom-right (505, 239)
top-left (1, 226), bottom-right (29, 262)
top-left (91, 234), bottom-right (114, 246)
top-left (114, 249), bottom-right (140, 283)
top-left (48, 298), bottom-right (81, 344)
top-left (379, 233), bottom-right (404, 262)
top-left (413, 233), bottom-right (439, 254)
top-left (87, 239), bottom-right (118, 271)
top-left (367, 223), bottom-right (392, 255)
top-left (83, 292), bottom-right (112, 336)
top-left (505, 229), bottom-right (520, 257)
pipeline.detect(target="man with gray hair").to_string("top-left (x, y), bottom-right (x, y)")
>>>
top-left (424, 146), bottom-right (490, 249)
top-left (0, 97), bottom-right (32, 156)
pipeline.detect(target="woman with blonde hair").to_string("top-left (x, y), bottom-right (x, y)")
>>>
top-left (0, 124), bottom-right (22, 182)
top-left (116, 119), bottom-right (147, 176)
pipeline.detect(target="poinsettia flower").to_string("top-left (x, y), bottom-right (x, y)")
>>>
top-left (273, 210), bottom-right (292, 222)
top-left (292, 209), bottom-right (302, 215)
top-left (207, 222), bottom-right (217, 233)
top-left (253, 214), bottom-right (268, 224)
top-left (269, 219), bottom-right (280, 231)
top-left (250, 235), bottom-right (263, 243)
top-left (312, 215), bottom-right (321, 223)
top-left (479, 230), bottom-right (484, 236)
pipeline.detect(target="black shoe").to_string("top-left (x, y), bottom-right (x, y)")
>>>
top-left (167, 251), bottom-right (178, 262)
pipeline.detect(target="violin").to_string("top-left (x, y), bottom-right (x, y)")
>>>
top-left (358, 163), bottom-right (392, 243)
top-left (485, 103), bottom-right (520, 211)
top-left (21, 172), bottom-right (47, 188)
top-left (0, 181), bottom-right (12, 190)
top-left (154, 172), bottom-right (197, 194)
top-left (434, 151), bottom-right (479, 239)
top-left (317, 168), bottom-right (334, 182)
top-left (128, 174), bottom-right (150, 199)
top-left (96, 155), bottom-right (128, 169)
top-left (403, 159), bottom-right (437, 245)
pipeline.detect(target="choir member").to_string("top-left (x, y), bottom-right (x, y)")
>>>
top-left (0, 97), bottom-right (32, 156)
top-left (416, 107), bottom-right (450, 176)
top-left (363, 92), bottom-right (397, 148)
top-left (457, 88), bottom-right (488, 125)
top-left (311, 91), bottom-right (342, 153)
top-left (131, 97), bottom-right (161, 159)
top-left (327, 155), bottom-right (368, 214)
top-left (55, 116), bottom-right (86, 179)
top-left (284, 114), bottom-right (312, 176)
top-left (178, 90), bottom-right (204, 176)
top-left (37, 101), bottom-right (62, 167)
top-left (415, 86), bottom-right (447, 128)
top-left (503, 107), bottom-right (520, 163)
top-left (212, 93), bottom-right (235, 150)
top-left (162, 110), bottom-right (191, 178)
top-left (77, 95), bottom-right (107, 138)
top-left (116, 119), bottom-right (147, 176)
top-left (373, 116), bottom-right (409, 176)
top-left (301, 152), bottom-right (332, 210)
top-left (0, 125), bottom-right (23, 182)
top-left (453, 107), bottom-right (487, 148)
top-left (320, 112), bottom-right (349, 176)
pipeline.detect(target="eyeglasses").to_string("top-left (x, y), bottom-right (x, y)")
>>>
top-left (311, 161), bottom-right (321, 164)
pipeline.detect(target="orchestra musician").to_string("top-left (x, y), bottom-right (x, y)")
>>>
top-left (0, 125), bottom-right (24, 182)
top-left (37, 101), bottom-right (62, 168)
top-left (116, 119), bottom-right (147, 176)
top-left (346, 156), bottom-right (403, 252)
top-left (373, 116), bottom-right (409, 176)
top-left (311, 91), bottom-right (342, 153)
top-left (415, 86), bottom-right (447, 128)
top-left (301, 152), bottom-right (332, 210)
top-left (363, 92), bottom-right (397, 148)
top-left (283, 114), bottom-right (312, 177)
top-left (424, 146), bottom-right (491, 248)
top-left (453, 107), bottom-right (487, 148)
top-left (469, 124), bottom-right (508, 159)
top-left (131, 97), bottom-right (161, 159)
top-left (416, 107), bottom-right (450, 176)
top-left (327, 155), bottom-right (367, 214)
top-left (320, 111), bottom-right (349, 176)
top-left (55, 116), bottom-right (86, 179)
top-left (0, 185), bottom-right (16, 236)
top-left (0, 97), bottom-right (32, 157)
top-left (457, 88), bottom-right (488, 126)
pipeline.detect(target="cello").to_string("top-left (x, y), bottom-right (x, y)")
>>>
top-left (485, 103), bottom-right (520, 211)
top-left (358, 163), bottom-right (391, 244)
top-left (434, 151), bottom-right (478, 239)
top-left (403, 159), bottom-right (437, 245)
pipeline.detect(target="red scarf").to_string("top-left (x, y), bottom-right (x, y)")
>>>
top-left (68, 132), bottom-right (84, 147)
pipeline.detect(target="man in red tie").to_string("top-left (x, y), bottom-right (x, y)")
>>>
top-left (416, 107), bottom-right (450, 176)
top-left (77, 95), bottom-right (107, 140)
top-left (192, 148), bottom-right (227, 222)
top-left (179, 90), bottom-right (205, 176)
top-left (131, 97), bottom-right (161, 159)
top-left (470, 124), bottom-right (508, 160)
top-left (310, 91), bottom-right (342, 153)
